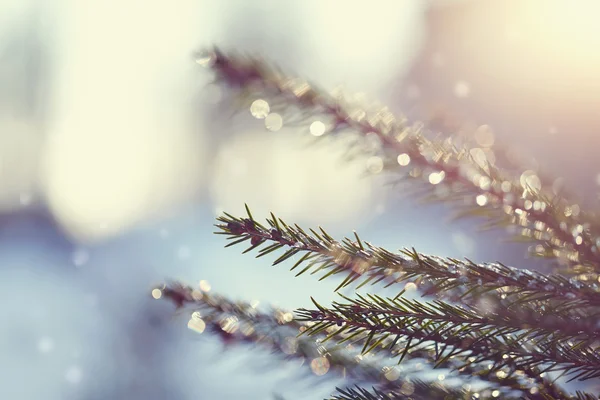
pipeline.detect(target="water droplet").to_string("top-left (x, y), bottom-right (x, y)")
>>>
top-left (187, 317), bottom-right (206, 334)
top-left (404, 282), bottom-right (417, 292)
top-left (520, 170), bottom-right (542, 192)
top-left (194, 49), bottom-right (216, 67)
top-left (191, 311), bottom-right (202, 320)
top-left (281, 336), bottom-right (298, 354)
top-left (384, 366), bottom-right (401, 381)
top-left (366, 156), bottom-right (384, 174)
top-left (310, 121), bottom-right (327, 136)
top-left (470, 148), bottom-right (487, 169)
top-left (363, 132), bottom-right (381, 152)
top-left (397, 153), bottom-right (411, 166)
top-left (220, 316), bottom-right (239, 333)
top-left (199, 280), bottom-right (211, 292)
top-left (478, 176), bottom-right (492, 190)
top-left (250, 99), bottom-right (270, 119)
top-left (428, 171), bottom-right (445, 185)
top-left (265, 113), bottom-right (283, 131)
top-left (569, 278), bottom-right (584, 289)
top-left (310, 356), bottom-right (330, 376)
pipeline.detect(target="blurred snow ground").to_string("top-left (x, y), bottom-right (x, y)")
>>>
top-left (0, 0), bottom-right (492, 399)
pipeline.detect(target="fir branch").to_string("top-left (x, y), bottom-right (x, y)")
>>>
top-left (215, 208), bottom-right (600, 396)
top-left (299, 294), bottom-right (580, 398)
top-left (180, 48), bottom-right (600, 398)
top-left (301, 292), bottom-right (600, 352)
top-left (155, 282), bottom-right (560, 399)
top-left (330, 385), bottom-right (600, 400)
top-left (198, 46), bottom-right (600, 271)
top-left (572, 392), bottom-right (600, 400)
top-left (329, 383), bottom-right (467, 400)
top-left (215, 208), bottom-right (600, 313)
top-left (296, 294), bottom-right (600, 382)
top-left (299, 308), bottom-right (600, 385)
top-left (154, 282), bottom-right (468, 397)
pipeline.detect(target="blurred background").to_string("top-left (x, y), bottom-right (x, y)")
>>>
top-left (1, 0), bottom-right (599, 398)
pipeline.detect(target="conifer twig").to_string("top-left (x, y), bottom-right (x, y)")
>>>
top-left (154, 282), bottom-right (518, 399)
top-left (215, 207), bottom-right (600, 314)
top-left (214, 206), bottom-right (600, 397)
top-left (330, 385), bottom-right (599, 400)
top-left (329, 383), bottom-right (465, 400)
top-left (155, 267), bottom-right (586, 398)
top-left (297, 294), bottom-right (600, 382)
top-left (198, 46), bottom-right (600, 272)
top-left (164, 47), bottom-right (600, 399)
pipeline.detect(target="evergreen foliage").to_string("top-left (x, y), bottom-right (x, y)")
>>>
top-left (155, 47), bottom-right (600, 399)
